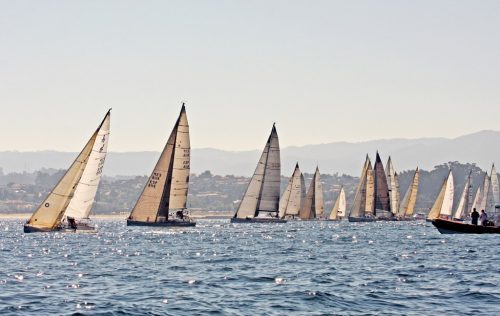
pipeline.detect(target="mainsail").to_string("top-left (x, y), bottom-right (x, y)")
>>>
top-left (64, 111), bottom-right (111, 220)
top-left (374, 152), bottom-right (390, 215)
top-left (472, 186), bottom-right (482, 212)
top-left (299, 167), bottom-right (324, 219)
top-left (128, 104), bottom-right (190, 222)
top-left (25, 110), bottom-right (110, 231)
top-left (479, 173), bottom-right (491, 212)
top-left (490, 164), bottom-right (500, 207)
top-left (234, 124), bottom-right (280, 219)
top-left (278, 163), bottom-right (305, 218)
top-left (398, 167), bottom-right (419, 217)
top-left (349, 156), bottom-right (372, 218)
top-left (453, 171), bottom-right (472, 220)
top-left (427, 170), bottom-right (454, 220)
top-left (386, 157), bottom-right (400, 216)
top-left (329, 187), bottom-right (346, 220)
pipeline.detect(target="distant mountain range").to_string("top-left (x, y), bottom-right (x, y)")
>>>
top-left (1, 130), bottom-right (499, 176)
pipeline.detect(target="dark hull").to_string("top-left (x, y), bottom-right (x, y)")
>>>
top-left (230, 218), bottom-right (287, 224)
top-left (432, 219), bottom-right (500, 234)
top-left (127, 219), bottom-right (196, 227)
top-left (24, 224), bottom-right (96, 233)
top-left (23, 225), bottom-right (60, 233)
top-left (348, 216), bottom-right (376, 223)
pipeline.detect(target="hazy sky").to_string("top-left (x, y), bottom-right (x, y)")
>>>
top-left (1, 0), bottom-right (499, 152)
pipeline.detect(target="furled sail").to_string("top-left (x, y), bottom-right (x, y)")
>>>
top-left (299, 167), bottom-right (324, 219)
top-left (128, 104), bottom-right (190, 222)
top-left (374, 152), bottom-right (390, 215)
top-left (25, 111), bottom-right (109, 230)
top-left (235, 124), bottom-right (280, 219)
top-left (453, 171), bottom-right (472, 220)
top-left (398, 168), bottom-right (419, 217)
top-left (349, 156), bottom-right (372, 218)
top-left (490, 164), bottom-right (500, 207)
top-left (329, 187), bottom-right (346, 220)
top-left (64, 111), bottom-right (111, 220)
top-left (427, 170), bottom-right (454, 219)
top-left (386, 157), bottom-right (400, 216)
top-left (278, 163), bottom-right (305, 218)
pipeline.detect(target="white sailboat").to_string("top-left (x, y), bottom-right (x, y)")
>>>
top-left (278, 163), bottom-right (306, 219)
top-left (490, 164), bottom-right (500, 208)
top-left (386, 156), bottom-right (400, 217)
top-left (398, 167), bottom-right (420, 219)
top-left (479, 172), bottom-right (491, 212)
top-left (348, 155), bottom-right (376, 222)
top-left (299, 167), bottom-right (324, 220)
top-left (427, 170), bottom-right (454, 221)
top-left (24, 110), bottom-right (111, 233)
top-left (127, 104), bottom-right (195, 227)
top-left (453, 171), bottom-right (472, 220)
top-left (231, 124), bottom-right (284, 223)
top-left (329, 187), bottom-right (346, 221)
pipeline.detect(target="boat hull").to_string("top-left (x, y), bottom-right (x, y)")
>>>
top-left (432, 219), bottom-right (500, 234)
top-left (230, 218), bottom-right (287, 224)
top-left (348, 216), bottom-right (376, 222)
top-left (24, 224), bottom-right (97, 233)
top-left (126, 219), bottom-right (196, 227)
top-left (23, 225), bottom-right (59, 233)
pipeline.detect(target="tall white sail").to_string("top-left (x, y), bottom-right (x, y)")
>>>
top-left (349, 156), bottom-right (371, 218)
top-left (25, 112), bottom-right (108, 231)
top-left (300, 167), bottom-right (324, 219)
top-left (235, 124), bottom-right (280, 219)
top-left (129, 105), bottom-right (190, 222)
top-left (440, 170), bottom-right (454, 217)
top-left (453, 171), bottom-right (471, 220)
top-left (64, 111), bottom-right (111, 220)
top-left (490, 164), bottom-right (500, 207)
top-left (472, 186), bottom-right (482, 212)
top-left (329, 187), bottom-right (346, 220)
top-left (398, 168), bottom-right (419, 217)
top-left (278, 163), bottom-right (305, 218)
top-left (386, 157), bottom-right (400, 216)
top-left (479, 173), bottom-right (491, 212)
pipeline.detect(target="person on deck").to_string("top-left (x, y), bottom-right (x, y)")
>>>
top-left (480, 210), bottom-right (488, 226)
top-left (471, 208), bottom-right (479, 225)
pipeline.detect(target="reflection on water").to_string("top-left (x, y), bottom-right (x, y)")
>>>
top-left (0, 219), bottom-right (499, 315)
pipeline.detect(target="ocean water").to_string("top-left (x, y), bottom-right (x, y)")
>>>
top-left (0, 219), bottom-right (499, 315)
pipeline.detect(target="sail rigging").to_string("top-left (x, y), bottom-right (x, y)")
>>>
top-left (398, 168), bottom-right (419, 217)
top-left (128, 104), bottom-right (190, 222)
top-left (278, 163), bottom-right (305, 218)
top-left (25, 110), bottom-right (111, 231)
top-left (234, 124), bottom-right (280, 219)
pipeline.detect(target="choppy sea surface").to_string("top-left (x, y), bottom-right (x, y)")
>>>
top-left (1, 219), bottom-right (499, 315)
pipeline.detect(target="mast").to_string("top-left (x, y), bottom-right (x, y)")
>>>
top-left (398, 168), bottom-right (419, 217)
top-left (128, 104), bottom-right (190, 222)
top-left (373, 152), bottom-right (390, 215)
top-left (235, 124), bottom-right (280, 219)
top-left (64, 110), bottom-right (111, 220)
top-left (453, 171), bottom-right (472, 220)
top-left (25, 112), bottom-right (106, 230)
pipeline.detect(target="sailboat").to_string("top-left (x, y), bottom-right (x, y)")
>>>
top-left (397, 168), bottom-right (420, 220)
top-left (127, 104), bottom-right (195, 227)
top-left (278, 163), bottom-right (306, 220)
top-left (386, 156), bottom-right (400, 218)
top-left (479, 172), bottom-right (491, 212)
top-left (452, 171), bottom-right (472, 221)
top-left (427, 170), bottom-right (454, 221)
top-left (348, 155), bottom-right (376, 222)
top-left (373, 152), bottom-right (392, 219)
top-left (328, 187), bottom-right (346, 221)
top-left (490, 164), bottom-right (500, 208)
top-left (24, 110), bottom-right (111, 233)
top-left (299, 167), bottom-right (324, 220)
top-left (231, 124), bottom-right (284, 223)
